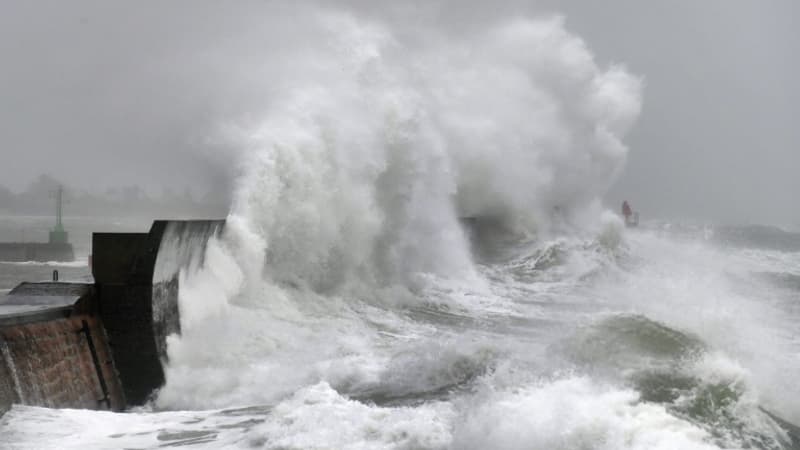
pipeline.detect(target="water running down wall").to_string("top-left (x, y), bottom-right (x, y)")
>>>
top-left (0, 220), bottom-right (224, 414)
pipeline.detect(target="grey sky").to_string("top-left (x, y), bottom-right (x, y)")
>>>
top-left (548, 1), bottom-right (799, 226)
top-left (0, 1), bottom-right (797, 225)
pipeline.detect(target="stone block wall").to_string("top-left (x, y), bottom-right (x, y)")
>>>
top-left (0, 314), bottom-right (125, 413)
top-left (0, 220), bottom-right (225, 415)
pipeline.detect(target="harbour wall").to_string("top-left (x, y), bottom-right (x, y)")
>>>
top-left (0, 305), bottom-right (125, 414)
top-left (0, 220), bottom-right (224, 415)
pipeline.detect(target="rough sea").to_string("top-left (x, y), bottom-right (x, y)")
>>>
top-left (1, 215), bottom-right (799, 449)
top-left (2, 10), bottom-right (799, 449)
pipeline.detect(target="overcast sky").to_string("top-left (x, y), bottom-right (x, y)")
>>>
top-left (0, 1), bottom-right (797, 225)
top-left (547, 1), bottom-right (799, 226)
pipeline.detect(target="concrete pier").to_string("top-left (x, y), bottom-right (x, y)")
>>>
top-left (0, 219), bottom-right (224, 414)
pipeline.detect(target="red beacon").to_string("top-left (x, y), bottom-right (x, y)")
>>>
top-left (621, 201), bottom-right (639, 227)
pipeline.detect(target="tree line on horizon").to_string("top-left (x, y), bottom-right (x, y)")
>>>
top-left (0, 174), bottom-right (228, 218)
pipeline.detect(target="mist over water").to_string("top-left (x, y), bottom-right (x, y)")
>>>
top-left (3, 4), bottom-right (800, 450)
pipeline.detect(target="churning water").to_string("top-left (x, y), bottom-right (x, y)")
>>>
top-left (3, 223), bottom-right (800, 449)
top-left (2, 9), bottom-right (799, 450)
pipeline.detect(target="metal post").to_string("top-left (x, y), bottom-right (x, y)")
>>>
top-left (55, 186), bottom-right (64, 232)
top-left (49, 186), bottom-right (68, 244)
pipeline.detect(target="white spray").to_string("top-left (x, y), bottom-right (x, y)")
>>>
top-left (158, 7), bottom-right (642, 410)
top-left (224, 11), bottom-right (641, 293)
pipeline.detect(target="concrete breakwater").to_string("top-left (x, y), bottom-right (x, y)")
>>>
top-left (0, 220), bottom-right (224, 415)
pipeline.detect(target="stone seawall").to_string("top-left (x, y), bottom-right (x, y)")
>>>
top-left (0, 282), bottom-right (125, 414)
top-left (0, 219), bottom-right (224, 416)
top-left (0, 313), bottom-right (125, 414)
